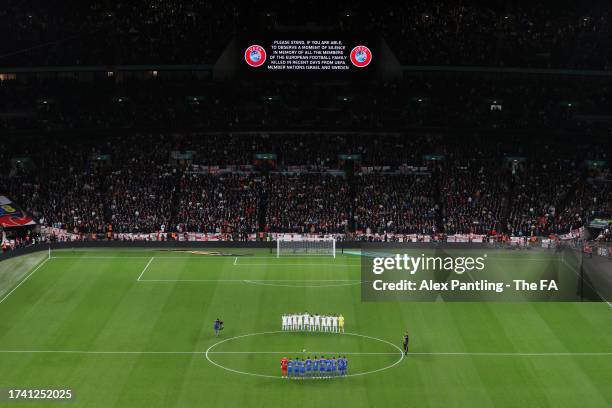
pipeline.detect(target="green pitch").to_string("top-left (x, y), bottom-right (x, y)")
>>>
top-left (0, 248), bottom-right (610, 407)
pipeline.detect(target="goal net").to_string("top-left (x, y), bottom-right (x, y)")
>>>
top-left (277, 237), bottom-right (336, 258)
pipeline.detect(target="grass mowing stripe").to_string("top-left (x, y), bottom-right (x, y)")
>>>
top-left (1, 249), bottom-right (610, 407)
top-left (0, 258), bottom-right (49, 305)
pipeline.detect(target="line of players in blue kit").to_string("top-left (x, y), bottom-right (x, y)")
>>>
top-left (282, 356), bottom-right (348, 378)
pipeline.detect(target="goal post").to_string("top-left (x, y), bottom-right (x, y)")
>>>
top-left (276, 237), bottom-right (336, 258)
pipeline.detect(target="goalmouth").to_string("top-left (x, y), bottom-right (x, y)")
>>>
top-left (276, 237), bottom-right (336, 258)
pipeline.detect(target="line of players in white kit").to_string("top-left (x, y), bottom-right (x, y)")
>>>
top-left (282, 313), bottom-right (345, 333)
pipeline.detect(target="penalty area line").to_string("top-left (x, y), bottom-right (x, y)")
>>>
top-left (137, 257), bottom-right (155, 281)
top-left (137, 279), bottom-right (365, 284)
top-left (234, 263), bottom-right (358, 267)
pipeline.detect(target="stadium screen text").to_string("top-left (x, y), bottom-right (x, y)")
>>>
top-left (242, 35), bottom-right (375, 78)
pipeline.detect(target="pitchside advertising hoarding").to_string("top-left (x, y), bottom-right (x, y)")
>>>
top-left (241, 34), bottom-right (376, 78)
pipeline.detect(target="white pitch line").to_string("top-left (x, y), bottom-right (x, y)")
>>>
top-left (0, 258), bottom-right (49, 305)
top-left (244, 279), bottom-right (363, 282)
top-left (406, 352), bottom-right (612, 356)
top-left (50, 255), bottom-right (359, 261)
top-left (0, 349), bottom-right (608, 356)
top-left (52, 256), bottom-right (156, 259)
top-left (561, 257), bottom-right (612, 309)
top-left (137, 257), bottom-right (155, 281)
top-left (138, 279), bottom-right (364, 283)
top-left (0, 350), bottom-right (197, 355)
top-left (49, 255), bottom-right (560, 262)
top-left (207, 351), bottom-right (612, 356)
top-left (234, 263), bottom-right (357, 267)
top-left (0, 350), bottom-right (396, 355)
top-left (206, 351), bottom-right (399, 355)
top-left (205, 331), bottom-right (404, 379)
top-left (243, 280), bottom-right (362, 288)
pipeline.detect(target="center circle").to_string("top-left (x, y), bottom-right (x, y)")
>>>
top-left (205, 331), bottom-right (404, 379)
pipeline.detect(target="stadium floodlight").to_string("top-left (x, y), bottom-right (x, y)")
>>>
top-left (276, 237), bottom-right (336, 258)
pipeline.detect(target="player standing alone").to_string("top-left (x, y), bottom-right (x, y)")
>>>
top-left (213, 318), bottom-right (223, 337)
top-left (402, 332), bottom-right (409, 355)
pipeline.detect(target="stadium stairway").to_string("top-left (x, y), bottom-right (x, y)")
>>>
top-left (431, 164), bottom-right (444, 233)
top-left (258, 187), bottom-right (268, 234)
top-left (346, 162), bottom-right (357, 232)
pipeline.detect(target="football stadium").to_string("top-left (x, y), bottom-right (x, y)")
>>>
top-left (1, 2), bottom-right (611, 407)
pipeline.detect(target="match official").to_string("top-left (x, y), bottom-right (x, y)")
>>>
top-left (402, 332), bottom-right (409, 356)
top-left (214, 318), bottom-right (224, 337)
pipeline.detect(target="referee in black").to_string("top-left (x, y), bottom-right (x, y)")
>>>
top-left (402, 332), bottom-right (409, 356)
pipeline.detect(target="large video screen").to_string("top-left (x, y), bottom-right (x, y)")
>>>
top-left (241, 34), bottom-right (376, 78)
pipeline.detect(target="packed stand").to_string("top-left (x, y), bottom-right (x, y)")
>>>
top-left (353, 174), bottom-right (438, 235)
top-left (265, 174), bottom-right (350, 234)
top-left (175, 173), bottom-right (260, 236)
top-left (1, 133), bottom-right (610, 239)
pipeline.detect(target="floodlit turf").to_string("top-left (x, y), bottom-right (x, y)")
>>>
top-left (0, 248), bottom-right (610, 407)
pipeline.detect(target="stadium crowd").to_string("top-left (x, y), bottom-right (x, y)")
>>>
top-left (354, 174), bottom-right (438, 235)
top-left (175, 173), bottom-right (260, 236)
top-left (265, 174), bottom-right (350, 234)
top-left (1, 133), bottom-right (609, 240)
top-left (1, 1), bottom-right (610, 245)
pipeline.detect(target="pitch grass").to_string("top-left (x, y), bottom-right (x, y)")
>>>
top-left (0, 248), bottom-right (610, 408)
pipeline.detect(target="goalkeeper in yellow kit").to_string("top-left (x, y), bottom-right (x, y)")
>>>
top-left (338, 314), bottom-right (345, 333)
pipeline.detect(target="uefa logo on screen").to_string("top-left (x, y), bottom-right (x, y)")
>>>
top-left (350, 45), bottom-right (372, 68)
top-left (244, 45), bottom-right (267, 67)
